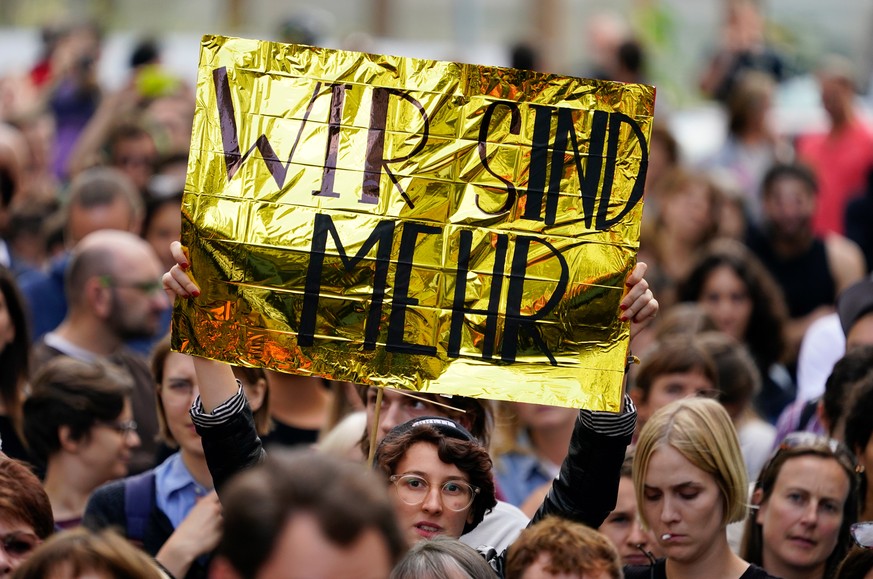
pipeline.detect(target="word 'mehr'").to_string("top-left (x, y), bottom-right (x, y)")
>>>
top-left (296, 214), bottom-right (570, 364)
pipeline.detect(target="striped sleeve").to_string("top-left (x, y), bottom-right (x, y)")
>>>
top-left (189, 381), bottom-right (245, 428)
top-left (576, 394), bottom-right (636, 438)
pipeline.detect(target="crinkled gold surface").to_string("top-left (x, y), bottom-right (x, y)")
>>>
top-left (174, 34), bottom-right (655, 410)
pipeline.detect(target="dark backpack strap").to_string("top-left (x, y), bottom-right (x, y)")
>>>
top-left (798, 398), bottom-right (820, 432)
top-left (124, 470), bottom-right (156, 544)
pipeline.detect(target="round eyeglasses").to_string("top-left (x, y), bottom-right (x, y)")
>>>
top-left (389, 474), bottom-right (479, 512)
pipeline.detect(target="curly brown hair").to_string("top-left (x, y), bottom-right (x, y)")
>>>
top-left (374, 424), bottom-right (497, 535)
top-left (506, 516), bottom-right (622, 579)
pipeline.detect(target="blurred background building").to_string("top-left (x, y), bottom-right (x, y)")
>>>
top-left (0, 0), bottom-right (871, 166)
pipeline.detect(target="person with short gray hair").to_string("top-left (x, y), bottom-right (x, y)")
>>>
top-left (392, 536), bottom-right (495, 579)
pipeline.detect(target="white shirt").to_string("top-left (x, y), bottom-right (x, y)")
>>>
top-left (796, 313), bottom-right (845, 402)
top-left (460, 500), bottom-right (529, 553)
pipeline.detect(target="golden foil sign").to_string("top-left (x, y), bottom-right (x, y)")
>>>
top-left (174, 35), bottom-right (655, 410)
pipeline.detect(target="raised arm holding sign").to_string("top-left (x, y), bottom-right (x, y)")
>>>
top-left (162, 239), bottom-right (657, 559)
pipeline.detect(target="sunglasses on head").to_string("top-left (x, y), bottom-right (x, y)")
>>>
top-left (772, 432), bottom-right (862, 474)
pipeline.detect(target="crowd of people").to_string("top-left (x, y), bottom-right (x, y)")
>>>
top-left (0, 2), bottom-right (873, 578)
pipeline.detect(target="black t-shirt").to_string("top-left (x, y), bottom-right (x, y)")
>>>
top-left (624, 560), bottom-right (780, 579)
top-left (259, 417), bottom-right (319, 449)
top-left (746, 226), bottom-right (836, 318)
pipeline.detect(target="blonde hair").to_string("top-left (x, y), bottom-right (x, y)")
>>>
top-left (633, 398), bottom-right (748, 528)
top-left (12, 527), bottom-right (165, 579)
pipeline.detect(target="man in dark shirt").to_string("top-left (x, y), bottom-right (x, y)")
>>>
top-left (747, 163), bottom-right (865, 363)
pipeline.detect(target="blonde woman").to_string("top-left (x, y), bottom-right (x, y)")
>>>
top-left (626, 398), bottom-right (777, 579)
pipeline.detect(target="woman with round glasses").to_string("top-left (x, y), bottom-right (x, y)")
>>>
top-left (625, 397), bottom-right (777, 579)
top-left (740, 432), bottom-right (861, 579)
top-left (22, 357), bottom-right (141, 530)
top-left (374, 416), bottom-right (497, 545)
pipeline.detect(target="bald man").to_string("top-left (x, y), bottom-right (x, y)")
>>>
top-left (32, 230), bottom-right (168, 473)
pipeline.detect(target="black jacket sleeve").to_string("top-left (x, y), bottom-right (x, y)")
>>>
top-left (487, 408), bottom-right (634, 576)
top-left (194, 401), bottom-right (266, 495)
top-left (528, 411), bottom-right (632, 529)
